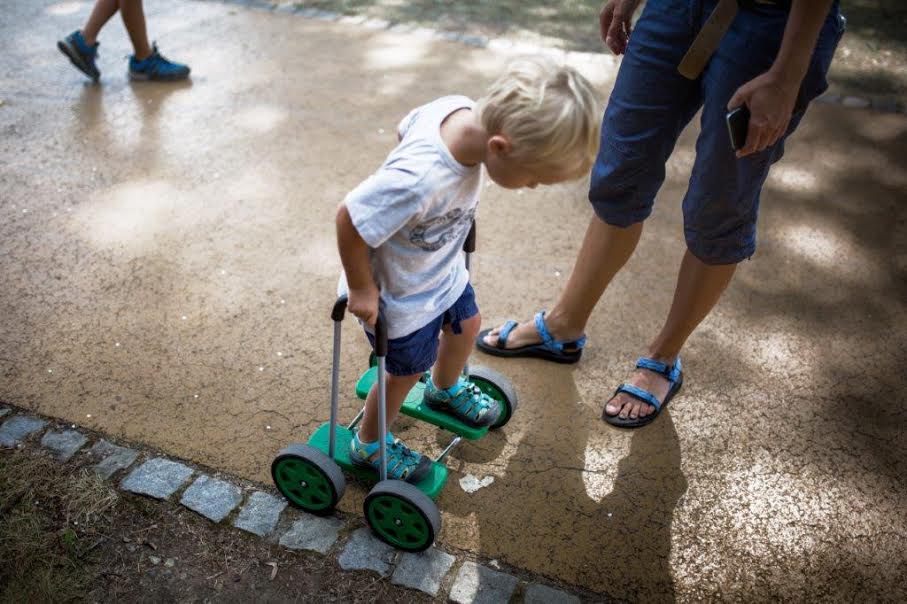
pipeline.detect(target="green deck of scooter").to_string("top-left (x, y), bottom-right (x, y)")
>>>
top-left (307, 422), bottom-right (448, 499)
top-left (355, 366), bottom-right (490, 441)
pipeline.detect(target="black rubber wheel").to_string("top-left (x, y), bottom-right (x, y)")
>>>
top-left (468, 365), bottom-right (519, 429)
top-left (271, 444), bottom-right (346, 515)
top-left (364, 480), bottom-right (441, 552)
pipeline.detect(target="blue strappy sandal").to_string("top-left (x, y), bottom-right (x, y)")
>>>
top-left (475, 311), bottom-right (586, 364)
top-left (603, 357), bottom-right (683, 428)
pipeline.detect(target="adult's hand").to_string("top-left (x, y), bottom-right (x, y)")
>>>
top-left (727, 70), bottom-right (800, 158)
top-left (600, 0), bottom-right (642, 55)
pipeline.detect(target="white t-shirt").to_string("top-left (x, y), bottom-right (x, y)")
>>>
top-left (339, 95), bottom-right (481, 339)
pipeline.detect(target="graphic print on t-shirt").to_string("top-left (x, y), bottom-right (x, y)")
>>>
top-left (409, 206), bottom-right (476, 251)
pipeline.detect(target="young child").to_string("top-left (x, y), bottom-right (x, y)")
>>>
top-left (336, 57), bottom-right (600, 482)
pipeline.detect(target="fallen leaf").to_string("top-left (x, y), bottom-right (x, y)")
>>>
top-left (266, 561), bottom-right (278, 581)
top-left (143, 540), bottom-right (157, 550)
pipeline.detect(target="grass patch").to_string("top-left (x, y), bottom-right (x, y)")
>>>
top-left (0, 450), bottom-right (116, 603)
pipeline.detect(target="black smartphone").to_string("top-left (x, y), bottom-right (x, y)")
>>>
top-left (726, 105), bottom-right (750, 151)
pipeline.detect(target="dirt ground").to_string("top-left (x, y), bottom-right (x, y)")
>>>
top-left (1, 0), bottom-right (906, 601)
top-left (0, 443), bottom-right (433, 604)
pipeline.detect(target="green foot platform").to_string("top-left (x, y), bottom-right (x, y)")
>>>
top-left (308, 422), bottom-right (448, 499)
top-left (355, 367), bottom-right (490, 440)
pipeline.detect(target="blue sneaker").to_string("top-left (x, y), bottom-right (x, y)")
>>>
top-left (57, 30), bottom-right (100, 81)
top-left (423, 376), bottom-right (501, 428)
top-left (350, 431), bottom-right (432, 483)
top-left (129, 43), bottom-right (190, 81)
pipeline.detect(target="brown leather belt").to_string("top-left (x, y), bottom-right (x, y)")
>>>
top-left (677, 0), bottom-right (791, 80)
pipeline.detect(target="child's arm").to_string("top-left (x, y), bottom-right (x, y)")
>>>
top-left (336, 203), bottom-right (379, 326)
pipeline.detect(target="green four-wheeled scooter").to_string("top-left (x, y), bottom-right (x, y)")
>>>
top-left (270, 223), bottom-right (519, 552)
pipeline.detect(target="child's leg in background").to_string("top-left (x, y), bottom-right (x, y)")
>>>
top-left (82, 0), bottom-right (118, 45)
top-left (81, 0), bottom-right (152, 59)
top-left (357, 372), bottom-right (422, 443)
top-left (118, 0), bottom-right (152, 60)
top-left (433, 314), bottom-right (481, 388)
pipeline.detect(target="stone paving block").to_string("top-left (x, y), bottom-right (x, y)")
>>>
top-left (233, 491), bottom-right (288, 536)
top-left (362, 17), bottom-right (390, 30)
top-left (40, 430), bottom-right (88, 461)
top-left (391, 547), bottom-right (456, 597)
top-left (459, 34), bottom-right (488, 48)
top-left (435, 31), bottom-right (463, 43)
top-left (871, 98), bottom-right (902, 113)
top-left (90, 440), bottom-right (140, 480)
top-left (312, 9), bottom-right (338, 21)
top-left (0, 416), bottom-right (48, 448)
top-left (842, 96), bottom-right (871, 109)
top-left (815, 92), bottom-right (840, 105)
top-left (337, 528), bottom-right (396, 576)
top-left (524, 583), bottom-right (581, 604)
top-left (121, 458), bottom-right (193, 500)
top-left (449, 561), bottom-right (519, 604)
top-left (179, 475), bottom-right (243, 522)
top-left (279, 514), bottom-right (344, 554)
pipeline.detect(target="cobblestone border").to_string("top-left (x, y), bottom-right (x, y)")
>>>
top-left (205, 0), bottom-right (906, 116)
top-left (0, 405), bottom-right (598, 602)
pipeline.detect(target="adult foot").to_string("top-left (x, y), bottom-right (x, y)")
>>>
top-left (476, 311), bottom-right (586, 363)
top-left (481, 319), bottom-right (543, 350)
top-left (604, 356), bottom-right (680, 423)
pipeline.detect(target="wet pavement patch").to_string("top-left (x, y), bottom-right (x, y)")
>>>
top-left (337, 528), bottom-right (396, 576)
top-left (179, 475), bottom-right (244, 522)
top-left (278, 513), bottom-right (344, 555)
top-left (449, 561), bottom-right (519, 604)
top-left (0, 416), bottom-right (48, 448)
top-left (391, 547), bottom-right (456, 597)
top-left (89, 439), bottom-right (140, 479)
top-left (40, 429), bottom-right (88, 461)
top-left (233, 491), bottom-right (288, 537)
top-left (524, 582), bottom-right (581, 604)
top-left (121, 458), bottom-right (194, 500)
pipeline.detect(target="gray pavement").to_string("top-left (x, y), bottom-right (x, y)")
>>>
top-left (0, 0), bottom-right (905, 599)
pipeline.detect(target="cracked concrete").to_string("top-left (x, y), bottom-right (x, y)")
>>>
top-left (1, 0), bottom-right (905, 599)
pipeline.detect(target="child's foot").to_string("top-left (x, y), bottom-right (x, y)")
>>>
top-left (423, 376), bottom-right (501, 428)
top-left (57, 30), bottom-right (100, 81)
top-left (350, 431), bottom-right (432, 483)
top-left (129, 44), bottom-right (190, 81)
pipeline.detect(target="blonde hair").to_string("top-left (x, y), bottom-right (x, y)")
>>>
top-left (475, 57), bottom-right (601, 177)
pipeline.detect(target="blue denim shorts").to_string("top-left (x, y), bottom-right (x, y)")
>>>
top-left (589, 0), bottom-right (845, 264)
top-left (366, 283), bottom-right (479, 376)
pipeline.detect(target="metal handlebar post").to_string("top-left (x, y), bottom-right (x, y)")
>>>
top-left (462, 219), bottom-right (477, 377)
top-left (328, 296), bottom-right (349, 460)
top-left (464, 219), bottom-right (476, 272)
top-left (374, 308), bottom-right (389, 482)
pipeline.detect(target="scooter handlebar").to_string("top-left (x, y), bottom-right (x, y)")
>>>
top-left (463, 220), bottom-right (476, 253)
top-left (331, 295), bottom-right (349, 321)
top-left (332, 295), bottom-right (388, 358)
